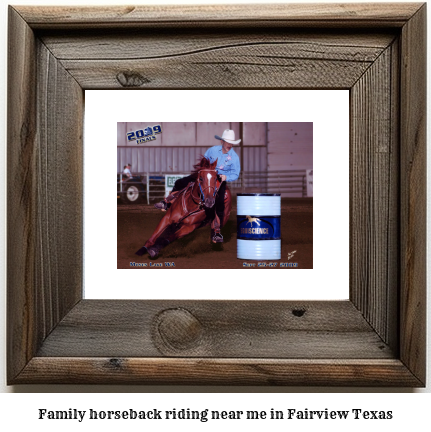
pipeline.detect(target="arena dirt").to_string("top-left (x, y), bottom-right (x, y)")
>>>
top-left (117, 198), bottom-right (313, 269)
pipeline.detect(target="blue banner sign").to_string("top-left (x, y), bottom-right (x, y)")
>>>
top-left (237, 215), bottom-right (281, 240)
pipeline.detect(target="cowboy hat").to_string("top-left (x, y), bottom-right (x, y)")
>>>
top-left (215, 129), bottom-right (241, 145)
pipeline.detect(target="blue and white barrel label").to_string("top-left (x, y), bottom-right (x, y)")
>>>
top-left (237, 216), bottom-right (281, 240)
top-left (237, 193), bottom-right (281, 260)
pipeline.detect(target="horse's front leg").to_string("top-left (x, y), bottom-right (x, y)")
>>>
top-left (172, 221), bottom-right (201, 242)
top-left (222, 187), bottom-right (232, 228)
top-left (135, 215), bottom-right (173, 257)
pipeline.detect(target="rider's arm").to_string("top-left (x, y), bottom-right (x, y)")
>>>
top-left (225, 154), bottom-right (240, 182)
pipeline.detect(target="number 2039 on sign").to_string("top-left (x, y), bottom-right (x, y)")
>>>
top-left (127, 124), bottom-right (162, 143)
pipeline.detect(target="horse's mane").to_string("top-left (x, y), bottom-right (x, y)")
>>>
top-left (190, 155), bottom-right (216, 179)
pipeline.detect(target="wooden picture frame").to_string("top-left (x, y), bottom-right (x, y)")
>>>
top-left (7, 3), bottom-right (426, 386)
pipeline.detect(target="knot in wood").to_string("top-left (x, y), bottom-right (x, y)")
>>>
top-left (292, 308), bottom-right (306, 317)
top-left (116, 71), bottom-right (150, 87)
top-left (108, 358), bottom-right (123, 369)
top-left (155, 308), bottom-right (203, 351)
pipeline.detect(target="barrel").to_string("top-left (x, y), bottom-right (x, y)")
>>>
top-left (237, 193), bottom-right (281, 260)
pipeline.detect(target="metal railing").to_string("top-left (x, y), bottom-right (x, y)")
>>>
top-left (230, 170), bottom-right (307, 196)
top-left (118, 170), bottom-right (308, 203)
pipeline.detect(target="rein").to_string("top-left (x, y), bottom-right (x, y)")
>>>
top-left (177, 182), bottom-right (204, 225)
top-left (197, 169), bottom-right (218, 202)
top-left (177, 169), bottom-right (218, 223)
top-left (178, 169), bottom-right (218, 224)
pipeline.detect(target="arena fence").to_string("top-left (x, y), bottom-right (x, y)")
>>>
top-left (117, 170), bottom-right (308, 204)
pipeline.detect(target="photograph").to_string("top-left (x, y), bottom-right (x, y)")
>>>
top-left (117, 122), bottom-right (313, 269)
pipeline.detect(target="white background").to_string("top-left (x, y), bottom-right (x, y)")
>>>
top-left (85, 90), bottom-right (349, 300)
top-left (0, 0), bottom-right (430, 426)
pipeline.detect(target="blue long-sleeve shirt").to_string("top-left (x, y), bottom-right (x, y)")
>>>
top-left (204, 145), bottom-right (241, 182)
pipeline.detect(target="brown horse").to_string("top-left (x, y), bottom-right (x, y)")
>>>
top-left (135, 157), bottom-right (232, 258)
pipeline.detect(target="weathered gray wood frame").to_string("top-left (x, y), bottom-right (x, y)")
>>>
top-left (7, 4), bottom-right (426, 386)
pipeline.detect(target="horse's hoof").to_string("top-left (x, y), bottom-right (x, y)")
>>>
top-left (211, 233), bottom-right (224, 243)
top-left (147, 247), bottom-right (159, 258)
top-left (135, 246), bottom-right (147, 256)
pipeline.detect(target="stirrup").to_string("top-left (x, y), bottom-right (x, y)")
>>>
top-left (212, 231), bottom-right (224, 243)
top-left (154, 200), bottom-right (167, 211)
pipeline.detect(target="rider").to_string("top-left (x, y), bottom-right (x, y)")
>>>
top-left (154, 129), bottom-right (241, 243)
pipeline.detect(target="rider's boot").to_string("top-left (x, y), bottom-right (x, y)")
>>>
top-left (154, 190), bottom-right (181, 211)
top-left (154, 200), bottom-right (168, 211)
top-left (154, 195), bottom-right (173, 211)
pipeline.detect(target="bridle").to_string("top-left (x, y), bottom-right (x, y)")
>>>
top-left (179, 167), bottom-right (219, 222)
top-left (192, 168), bottom-right (218, 204)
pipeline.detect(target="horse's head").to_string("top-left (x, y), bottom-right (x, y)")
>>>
top-left (197, 159), bottom-right (218, 208)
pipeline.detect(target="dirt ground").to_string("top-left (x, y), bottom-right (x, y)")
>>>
top-left (118, 197), bottom-right (313, 269)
